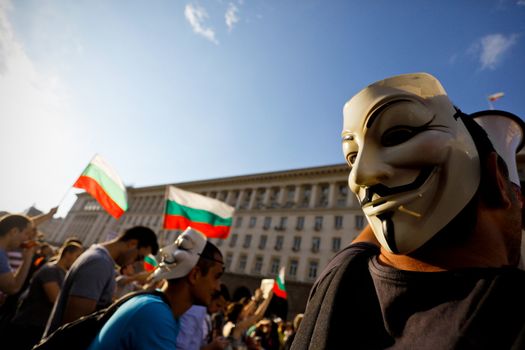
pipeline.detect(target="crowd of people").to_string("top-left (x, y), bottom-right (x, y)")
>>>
top-left (2, 71), bottom-right (525, 349)
top-left (0, 212), bottom-right (302, 350)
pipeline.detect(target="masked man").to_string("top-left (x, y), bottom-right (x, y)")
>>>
top-left (292, 73), bottom-right (525, 349)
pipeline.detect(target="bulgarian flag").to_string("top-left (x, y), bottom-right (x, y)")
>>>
top-left (73, 155), bottom-right (128, 219)
top-left (144, 254), bottom-right (158, 272)
top-left (488, 92), bottom-right (504, 102)
top-left (164, 186), bottom-right (235, 239)
top-left (273, 266), bottom-right (287, 299)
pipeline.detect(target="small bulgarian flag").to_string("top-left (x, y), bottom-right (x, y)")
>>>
top-left (144, 254), bottom-right (158, 272)
top-left (73, 155), bottom-right (128, 219)
top-left (164, 186), bottom-right (235, 239)
top-left (273, 266), bottom-right (287, 299)
top-left (488, 92), bottom-right (504, 102)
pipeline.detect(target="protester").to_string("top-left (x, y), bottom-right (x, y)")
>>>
top-left (177, 283), bottom-right (230, 350)
top-left (7, 241), bottom-right (84, 350)
top-left (87, 227), bottom-right (224, 350)
top-left (44, 225), bottom-right (159, 336)
top-left (223, 288), bottom-right (273, 349)
top-left (114, 263), bottom-right (149, 299)
top-left (0, 214), bottom-right (37, 295)
top-left (291, 72), bottom-right (525, 349)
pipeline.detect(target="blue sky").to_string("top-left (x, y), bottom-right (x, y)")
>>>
top-left (1, 0), bottom-right (524, 216)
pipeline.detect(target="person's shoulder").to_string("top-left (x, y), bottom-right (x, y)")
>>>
top-left (309, 242), bottom-right (379, 297)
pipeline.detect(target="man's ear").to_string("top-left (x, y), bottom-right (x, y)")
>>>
top-left (126, 239), bottom-right (139, 249)
top-left (485, 152), bottom-right (512, 209)
top-left (187, 266), bottom-right (201, 285)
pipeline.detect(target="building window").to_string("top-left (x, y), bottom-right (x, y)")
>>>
top-left (336, 183), bottom-right (348, 207)
top-left (299, 185), bottom-right (312, 208)
top-left (253, 256), bottom-right (263, 274)
top-left (216, 238), bottom-right (224, 247)
top-left (284, 186), bottom-right (295, 208)
top-left (249, 216), bottom-right (257, 228)
top-left (209, 191), bottom-right (217, 199)
top-left (259, 235), bottom-right (267, 250)
top-left (334, 216), bottom-right (343, 230)
top-left (277, 217), bottom-right (287, 231)
top-left (292, 236), bottom-right (301, 252)
top-left (312, 237), bottom-right (321, 253)
top-left (296, 216), bottom-right (304, 231)
top-left (240, 190), bottom-right (252, 209)
top-left (269, 187), bottom-right (280, 208)
top-left (317, 184), bottom-right (329, 208)
top-left (355, 215), bottom-right (365, 230)
top-left (255, 188), bottom-right (266, 209)
top-left (229, 234), bottom-right (238, 247)
top-left (314, 216), bottom-right (323, 231)
top-left (263, 217), bottom-right (272, 230)
top-left (275, 235), bottom-right (284, 251)
top-left (218, 191), bottom-right (228, 201)
top-left (235, 217), bottom-right (243, 228)
top-left (243, 234), bottom-right (252, 248)
top-left (288, 259), bottom-right (299, 278)
top-left (238, 254), bottom-right (247, 272)
top-left (308, 260), bottom-right (319, 280)
top-left (229, 191), bottom-right (239, 206)
top-left (225, 253), bottom-right (233, 271)
top-left (332, 237), bottom-right (341, 252)
top-left (270, 257), bottom-right (280, 275)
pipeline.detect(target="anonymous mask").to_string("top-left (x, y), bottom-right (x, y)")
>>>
top-left (342, 73), bottom-right (480, 254)
top-left (151, 227), bottom-right (207, 281)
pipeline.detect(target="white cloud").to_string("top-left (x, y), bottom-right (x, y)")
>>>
top-left (184, 3), bottom-right (218, 44)
top-left (518, 0), bottom-right (525, 6)
top-left (225, 3), bottom-right (239, 32)
top-left (474, 33), bottom-right (518, 70)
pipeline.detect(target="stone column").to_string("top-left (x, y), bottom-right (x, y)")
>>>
top-left (309, 184), bottom-right (320, 208)
top-left (328, 183), bottom-right (337, 208)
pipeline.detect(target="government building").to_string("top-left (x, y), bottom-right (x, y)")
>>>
top-left (47, 163), bottom-right (364, 316)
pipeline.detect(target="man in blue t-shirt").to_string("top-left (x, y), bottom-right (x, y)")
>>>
top-left (88, 227), bottom-right (224, 350)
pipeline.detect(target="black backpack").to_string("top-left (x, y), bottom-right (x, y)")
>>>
top-left (33, 290), bottom-right (169, 350)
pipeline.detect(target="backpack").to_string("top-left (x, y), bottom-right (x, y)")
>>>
top-left (32, 290), bottom-right (169, 350)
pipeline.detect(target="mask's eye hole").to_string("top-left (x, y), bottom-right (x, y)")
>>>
top-left (381, 126), bottom-right (416, 147)
top-left (346, 152), bottom-right (357, 168)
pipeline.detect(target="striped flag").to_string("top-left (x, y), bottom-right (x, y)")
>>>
top-left (488, 92), bottom-right (504, 102)
top-left (163, 186), bottom-right (235, 238)
top-left (143, 254), bottom-right (158, 272)
top-left (73, 155), bottom-right (128, 219)
top-left (273, 266), bottom-right (287, 299)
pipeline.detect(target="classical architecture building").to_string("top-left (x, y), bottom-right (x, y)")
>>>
top-left (48, 163), bottom-right (365, 316)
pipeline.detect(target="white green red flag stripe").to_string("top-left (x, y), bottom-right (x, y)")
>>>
top-left (144, 254), bottom-right (158, 272)
top-left (273, 266), bottom-right (287, 299)
top-left (488, 92), bottom-right (504, 102)
top-left (163, 186), bottom-right (235, 239)
top-left (73, 155), bottom-right (128, 219)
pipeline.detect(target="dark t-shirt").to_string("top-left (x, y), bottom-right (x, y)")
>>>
top-left (12, 262), bottom-right (66, 328)
top-left (292, 242), bottom-right (525, 350)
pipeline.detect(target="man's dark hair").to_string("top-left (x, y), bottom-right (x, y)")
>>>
top-left (0, 214), bottom-right (31, 237)
top-left (118, 226), bottom-right (159, 255)
top-left (59, 242), bottom-right (83, 259)
top-left (196, 241), bottom-right (223, 276)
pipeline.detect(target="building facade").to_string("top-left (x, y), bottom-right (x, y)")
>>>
top-left (49, 163), bottom-right (365, 316)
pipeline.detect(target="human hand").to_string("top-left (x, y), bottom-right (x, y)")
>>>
top-left (209, 336), bottom-right (229, 350)
top-left (21, 243), bottom-right (38, 260)
top-left (48, 206), bottom-right (59, 217)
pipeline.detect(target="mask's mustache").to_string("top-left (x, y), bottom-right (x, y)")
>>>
top-left (360, 167), bottom-right (434, 206)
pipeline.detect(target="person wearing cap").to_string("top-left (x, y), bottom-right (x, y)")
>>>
top-left (291, 73), bottom-right (525, 349)
top-left (87, 227), bottom-right (224, 350)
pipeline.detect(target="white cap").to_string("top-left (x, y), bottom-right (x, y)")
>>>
top-left (472, 110), bottom-right (525, 186)
top-left (151, 227), bottom-right (207, 282)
